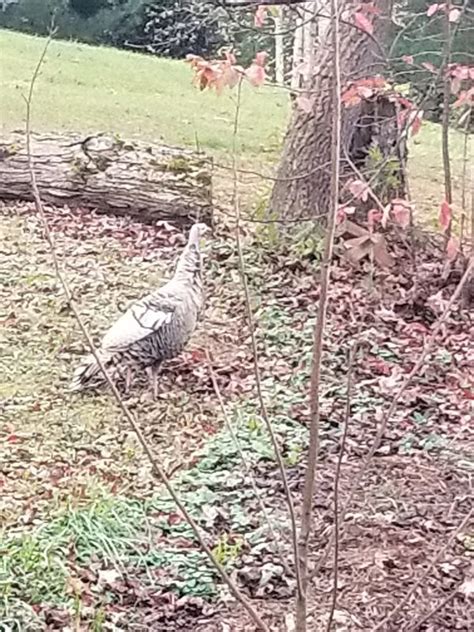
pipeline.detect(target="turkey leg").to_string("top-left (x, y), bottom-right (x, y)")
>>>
top-left (146, 363), bottom-right (161, 400)
top-left (124, 367), bottom-right (133, 395)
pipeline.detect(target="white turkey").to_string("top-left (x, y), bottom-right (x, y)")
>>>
top-left (70, 222), bottom-right (209, 398)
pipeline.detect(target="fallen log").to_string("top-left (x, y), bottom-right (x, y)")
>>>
top-left (0, 132), bottom-right (213, 225)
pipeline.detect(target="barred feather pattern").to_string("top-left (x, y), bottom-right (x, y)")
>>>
top-left (70, 223), bottom-right (208, 392)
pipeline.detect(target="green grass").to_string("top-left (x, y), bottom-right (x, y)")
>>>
top-left (0, 29), bottom-right (288, 158)
top-left (409, 122), bottom-right (470, 228)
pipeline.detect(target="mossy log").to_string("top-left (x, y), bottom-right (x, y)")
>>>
top-left (0, 132), bottom-right (213, 225)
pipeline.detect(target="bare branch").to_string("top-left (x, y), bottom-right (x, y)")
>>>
top-left (295, 0), bottom-right (342, 629)
top-left (229, 79), bottom-right (303, 599)
top-left (402, 586), bottom-right (460, 632)
top-left (459, 105), bottom-right (472, 254)
top-left (325, 341), bottom-right (357, 632)
top-left (441, 0), bottom-right (454, 243)
top-left (224, 0), bottom-right (315, 6)
top-left (25, 34), bottom-right (269, 632)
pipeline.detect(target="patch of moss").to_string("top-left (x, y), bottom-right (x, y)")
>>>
top-left (164, 157), bottom-right (193, 174)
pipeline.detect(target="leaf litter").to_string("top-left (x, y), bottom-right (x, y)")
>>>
top-left (0, 200), bottom-right (472, 630)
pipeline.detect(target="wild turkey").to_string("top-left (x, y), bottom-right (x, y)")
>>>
top-left (70, 222), bottom-right (209, 397)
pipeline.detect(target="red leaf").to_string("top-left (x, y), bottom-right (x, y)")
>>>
top-left (450, 76), bottom-right (462, 95)
top-left (422, 61), bottom-right (437, 73)
top-left (446, 236), bottom-right (459, 261)
top-left (7, 434), bottom-right (21, 444)
top-left (449, 8), bottom-right (461, 22)
top-left (367, 208), bottom-right (382, 230)
top-left (367, 356), bottom-right (393, 375)
top-left (254, 6), bottom-right (267, 28)
top-left (349, 179), bottom-right (370, 202)
top-left (341, 85), bottom-right (362, 107)
top-left (410, 113), bottom-right (423, 136)
top-left (402, 55), bottom-right (414, 65)
top-left (356, 75), bottom-right (386, 90)
top-left (342, 76), bottom-right (387, 107)
top-left (360, 3), bottom-right (381, 15)
top-left (427, 3), bottom-right (441, 17)
top-left (357, 85), bottom-right (374, 99)
top-left (295, 95), bottom-right (313, 113)
top-left (461, 388), bottom-right (474, 400)
top-left (168, 513), bottom-right (182, 525)
top-left (220, 65), bottom-right (242, 90)
top-left (224, 50), bottom-right (237, 66)
top-left (398, 96), bottom-right (413, 109)
top-left (337, 205), bottom-right (355, 224)
top-left (185, 54), bottom-right (203, 67)
top-left (246, 63), bottom-right (266, 87)
top-left (453, 87), bottom-right (474, 108)
top-left (254, 51), bottom-right (268, 67)
top-left (354, 11), bottom-right (374, 35)
top-left (449, 64), bottom-right (470, 80)
top-left (439, 200), bottom-right (452, 232)
top-left (391, 199), bottom-right (412, 229)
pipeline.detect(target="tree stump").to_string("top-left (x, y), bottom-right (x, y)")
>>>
top-left (0, 132), bottom-right (213, 225)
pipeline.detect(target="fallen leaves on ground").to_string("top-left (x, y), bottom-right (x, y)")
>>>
top-left (1, 201), bottom-right (472, 631)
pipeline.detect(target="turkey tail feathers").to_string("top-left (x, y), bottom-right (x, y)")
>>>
top-left (69, 351), bottom-right (111, 392)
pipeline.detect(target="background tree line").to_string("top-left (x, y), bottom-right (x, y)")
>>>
top-left (0, 0), bottom-right (270, 64)
top-left (1, 0), bottom-right (471, 122)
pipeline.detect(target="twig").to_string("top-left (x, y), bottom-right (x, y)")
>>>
top-left (459, 105), bottom-right (472, 254)
top-left (402, 586), bottom-right (460, 632)
top-left (206, 350), bottom-right (292, 575)
top-left (295, 0), bottom-right (342, 630)
top-left (370, 509), bottom-right (472, 632)
top-left (314, 255), bottom-right (474, 577)
top-left (24, 33), bottom-right (269, 632)
top-left (441, 0), bottom-right (454, 243)
top-left (230, 79), bottom-right (302, 599)
top-left (325, 342), bottom-right (357, 632)
top-left (215, 159), bottom-right (333, 184)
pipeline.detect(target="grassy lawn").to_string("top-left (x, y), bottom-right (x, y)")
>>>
top-left (409, 122), bottom-right (470, 229)
top-left (0, 29), bottom-right (288, 158)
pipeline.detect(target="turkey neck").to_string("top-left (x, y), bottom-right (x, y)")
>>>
top-left (173, 241), bottom-right (203, 290)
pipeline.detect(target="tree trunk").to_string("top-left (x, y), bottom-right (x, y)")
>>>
top-left (0, 132), bottom-right (213, 226)
top-left (270, 0), bottom-right (399, 223)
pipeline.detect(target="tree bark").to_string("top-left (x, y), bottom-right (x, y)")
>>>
top-left (0, 132), bottom-right (213, 225)
top-left (270, 0), bottom-right (398, 222)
